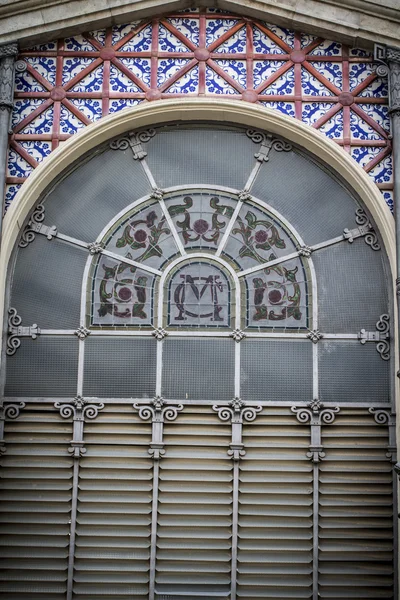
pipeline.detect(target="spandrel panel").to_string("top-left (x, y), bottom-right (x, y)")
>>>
top-left (11, 235), bottom-right (88, 329)
top-left (5, 336), bottom-right (79, 397)
top-left (319, 340), bottom-right (389, 403)
top-left (44, 147), bottom-right (152, 242)
top-left (83, 337), bottom-right (156, 398)
top-left (241, 339), bottom-right (313, 402)
top-left (162, 339), bottom-right (235, 401)
top-left (144, 128), bottom-right (256, 190)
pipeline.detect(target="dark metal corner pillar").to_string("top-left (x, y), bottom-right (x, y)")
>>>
top-left (0, 42), bottom-right (18, 242)
top-left (375, 44), bottom-right (400, 480)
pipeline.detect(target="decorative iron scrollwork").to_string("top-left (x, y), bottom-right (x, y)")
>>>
top-left (152, 328), bottom-right (168, 341)
top-left (75, 326), bottom-right (90, 339)
top-left (291, 400), bottom-right (340, 426)
top-left (55, 396), bottom-right (105, 421)
top-left (134, 397), bottom-right (183, 422)
top-left (110, 128), bottom-right (156, 160)
top-left (213, 397), bottom-right (262, 424)
top-left (354, 208), bottom-right (380, 251)
top-left (246, 129), bottom-right (292, 162)
top-left (358, 314), bottom-right (390, 361)
top-left (19, 204), bottom-right (57, 248)
top-left (306, 329), bottom-right (323, 344)
top-left (230, 329), bottom-right (246, 343)
top-left (7, 307), bottom-right (39, 356)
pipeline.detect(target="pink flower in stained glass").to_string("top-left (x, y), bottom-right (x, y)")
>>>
top-left (118, 287), bottom-right (132, 301)
top-left (268, 289), bottom-right (282, 304)
top-left (193, 219), bottom-right (209, 234)
top-left (255, 230), bottom-right (268, 243)
top-left (134, 229), bottom-right (147, 243)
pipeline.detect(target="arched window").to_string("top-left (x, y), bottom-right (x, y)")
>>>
top-left (1, 123), bottom-right (395, 600)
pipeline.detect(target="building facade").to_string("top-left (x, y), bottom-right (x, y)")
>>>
top-left (0, 2), bottom-right (399, 599)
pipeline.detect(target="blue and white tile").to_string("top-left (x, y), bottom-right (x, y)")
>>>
top-left (118, 24), bottom-right (152, 51)
top-left (252, 26), bottom-right (287, 54)
top-left (260, 101), bottom-right (295, 117)
top-left (253, 60), bottom-right (285, 87)
top-left (17, 57), bottom-right (56, 89)
top-left (205, 65), bottom-right (240, 94)
top-left (88, 29), bottom-right (106, 46)
top-left (213, 26), bottom-right (246, 53)
top-left (349, 62), bottom-right (376, 91)
top-left (301, 69), bottom-right (334, 96)
top-left (60, 105), bottom-right (87, 133)
top-left (19, 105), bottom-right (54, 134)
top-left (158, 24), bottom-right (192, 52)
top-left (12, 99), bottom-right (48, 128)
top-left (109, 98), bottom-right (143, 113)
top-left (308, 40), bottom-right (341, 56)
top-left (301, 33), bottom-right (317, 49)
top-left (111, 58), bottom-right (151, 90)
top-left (68, 99), bottom-right (102, 122)
top-left (213, 60), bottom-right (246, 87)
top-left (5, 184), bottom-right (22, 211)
top-left (7, 148), bottom-right (33, 178)
top-left (62, 57), bottom-right (97, 85)
top-left (206, 19), bottom-right (241, 46)
top-left (357, 103), bottom-right (390, 133)
top-left (262, 22), bottom-right (294, 48)
top-left (69, 64), bottom-right (104, 92)
top-left (357, 76), bottom-right (388, 98)
top-left (64, 34), bottom-right (98, 51)
top-left (382, 190), bottom-right (394, 213)
top-left (318, 109), bottom-right (344, 139)
top-left (350, 109), bottom-right (385, 141)
top-left (29, 41), bottom-right (57, 51)
top-left (260, 66), bottom-right (295, 95)
top-left (351, 146), bottom-right (381, 168)
top-left (302, 101), bottom-right (335, 125)
top-left (167, 17), bottom-right (200, 46)
top-left (368, 153), bottom-right (393, 184)
top-left (350, 48), bottom-right (372, 58)
top-left (157, 58), bottom-right (191, 86)
top-left (311, 62), bottom-right (342, 90)
top-left (165, 64), bottom-right (199, 93)
top-left (111, 22), bottom-right (140, 45)
top-left (19, 141), bottom-right (51, 163)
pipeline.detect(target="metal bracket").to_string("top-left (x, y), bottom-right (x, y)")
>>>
top-left (152, 327), bottom-right (168, 341)
top-left (230, 329), bottom-right (246, 343)
top-left (109, 128), bottom-right (156, 160)
top-left (0, 401), bottom-right (26, 454)
top-left (133, 397), bottom-right (184, 460)
top-left (345, 208), bottom-right (381, 251)
top-left (291, 400), bottom-right (340, 463)
top-left (75, 326), bottom-right (90, 340)
top-left (306, 329), bottom-right (323, 344)
top-left (7, 307), bottom-right (40, 356)
top-left (54, 396), bottom-right (104, 457)
top-left (19, 204), bottom-right (57, 248)
top-left (369, 408), bottom-right (397, 462)
top-left (358, 314), bottom-right (390, 361)
top-left (246, 129), bottom-right (292, 162)
top-left (213, 398), bottom-right (262, 461)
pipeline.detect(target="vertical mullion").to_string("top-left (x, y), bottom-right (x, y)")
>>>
top-left (312, 462), bottom-right (319, 600)
top-left (66, 458), bottom-right (80, 600)
top-left (149, 459), bottom-right (160, 600)
top-left (231, 459), bottom-right (239, 600)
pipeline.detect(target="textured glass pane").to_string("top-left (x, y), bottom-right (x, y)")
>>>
top-left (167, 261), bottom-right (231, 328)
top-left (312, 238), bottom-right (388, 332)
top-left (251, 149), bottom-right (358, 246)
top-left (5, 337), bottom-right (78, 396)
top-left (44, 147), bottom-right (151, 242)
top-left (83, 337), bottom-right (156, 397)
top-left (162, 339), bottom-right (235, 401)
top-left (319, 341), bottom-right (389, 403)
top-left (144, 128), bottom-right (256, 191)
top-left (11, 236), bottom-right (87, 329)
top-left (164, 190), bottom-right (238, 252)
top-left (102, 201), bottom-right (178, 269)
top-left (88, 255), bottom-right (154, 328)
top-left (241, 340), bottom-right (313, 402)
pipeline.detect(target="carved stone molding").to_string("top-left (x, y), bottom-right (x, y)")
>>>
top-left (0, 43), bottom-right (18, 111)
top-left (110, 128), bottom-right (156, 160)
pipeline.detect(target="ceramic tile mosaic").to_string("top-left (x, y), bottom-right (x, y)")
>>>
top-left (6, 8), bottom-right (392, 212)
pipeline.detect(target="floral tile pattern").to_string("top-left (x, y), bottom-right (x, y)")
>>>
top-left (6, 8), bottom-right (392, 212)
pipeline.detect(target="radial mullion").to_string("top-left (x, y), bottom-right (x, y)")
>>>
top-left (158, 196), bottom-right (186, 256)
top-left (215, 200), bottom-right (243, 257)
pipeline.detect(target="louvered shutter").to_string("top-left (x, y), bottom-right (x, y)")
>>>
top-left (238, 407), bottom-right (313, 599)
top-left (319, 409), bottom-right (394, 599)
top-left (73, 404), bottom-right (153, 600)
top-left (155, 406), bottom-right (232, 599)
top-left (0, 404), bottom-right (72, 600)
